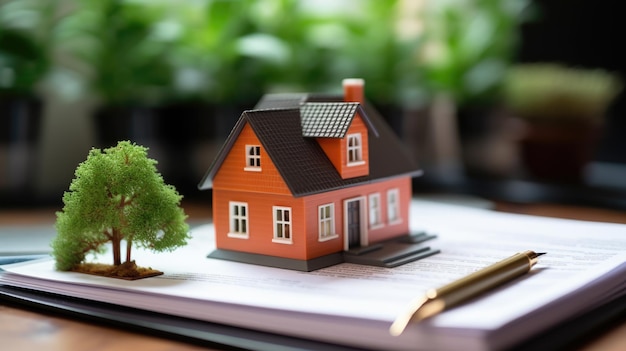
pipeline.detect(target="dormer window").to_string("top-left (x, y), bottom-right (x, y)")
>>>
top-left (347, 133), bottom-right (365, 166)
top-left (245, 145), bottom-right (261, 171)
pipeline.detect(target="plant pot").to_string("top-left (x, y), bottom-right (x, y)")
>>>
top-left (457, 106), bottom-right (526, 179)
top-left (0, 95), bottom-right (42, 205)
top-left (520, 119), bottom-right (602, 183)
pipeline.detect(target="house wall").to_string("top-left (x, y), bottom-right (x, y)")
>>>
top-left (316, 114), bottom-right (369, 179)
top-left (212, 189), bottom-right (309, 259)
top-left (212, 175), bottom-right (412, 261)
top-left (212, 122), bottom-right (291, 195)
top-left (303, 176), bottom-right (412, 258)
top-left (364, 176), bottom-right (413, 243)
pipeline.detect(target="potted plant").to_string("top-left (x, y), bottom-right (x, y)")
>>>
top-left (503, 63), bottom-right (622, 183)
top-left (55, 0), bottom-right (192, 189)
top-left (57, 0), bottom-right (174, 139)
top-left (406, 0), bottom-right (533, 180)
top-left (0, 0), bottom-right (56, 203)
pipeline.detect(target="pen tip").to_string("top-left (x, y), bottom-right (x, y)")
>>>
top-left (535, 252), bottom-right (547, 257)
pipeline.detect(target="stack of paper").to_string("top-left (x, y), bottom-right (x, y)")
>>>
top-left (2, 199), bottom-right (625, 351)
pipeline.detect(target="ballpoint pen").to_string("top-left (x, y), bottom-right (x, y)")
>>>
top-left (389, 250), bottom-right (546, 336)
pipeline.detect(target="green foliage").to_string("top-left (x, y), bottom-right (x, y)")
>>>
top-left (52, 141), bottom-right (190, 271)
top-left (56, 0), bottom-right (175, 106)
top-left (0, 28), bottom-right (46, 94)
top-left (0, 0), bottom-right (59, 95)
top-left (2, 0), bottom-right (533, 108)
top-left (51, 0), bottom-right (416, 106)
top-left (503, 64), bottom-right (623, 122)
top-left (417, 0), bottom-right (533, 106)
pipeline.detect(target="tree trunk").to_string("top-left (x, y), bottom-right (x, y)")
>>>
top-left (126, 237), bottom-right (132, 263)
top-left (111, 228), bottom-right (122, 266)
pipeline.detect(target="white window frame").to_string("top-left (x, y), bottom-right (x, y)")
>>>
top-left (272, 206), bottom-right (293, 244)
top-left (318, 203), bottom-right (338, 241)
top-left (346, 133), bottom-right (365, 166)
top-left (368, 193), bottom-right (384, 230)
top-left (387, 188), bottom-right (402, 225)
top-left (228, 201), bottom-right (249, 238)
top-left (244, 144), bottom-right (262, 171)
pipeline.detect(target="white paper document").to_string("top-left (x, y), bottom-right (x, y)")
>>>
top-left (2, 199), bottom-right (626, 351)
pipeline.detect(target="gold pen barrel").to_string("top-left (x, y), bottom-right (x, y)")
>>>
top-left (434, 250), bottom-right (538, 309)
top-left (391, 250), bottom-right (545, 335)
top-left (411, 251), bottom-right (537, 321)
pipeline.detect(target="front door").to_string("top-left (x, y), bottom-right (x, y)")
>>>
top-left (344, 197), bottom-right (367, 250)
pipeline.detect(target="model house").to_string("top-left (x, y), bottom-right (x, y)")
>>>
top-left (198, 79), bottom-right (438, 271)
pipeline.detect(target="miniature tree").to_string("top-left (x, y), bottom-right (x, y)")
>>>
top-left (52, 141), bottom-right (190, 278)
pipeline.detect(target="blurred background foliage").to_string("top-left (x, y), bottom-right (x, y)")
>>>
top-left (504, 63), bottom-right (623, 122)
top-left (0, 0), bottom-right (55, 96)
top-left (0, 0), bottom-right (534, 109)
top-left (417, 0), bottom-right (533, 107)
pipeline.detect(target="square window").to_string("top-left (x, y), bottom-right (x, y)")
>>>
top-left (347, 133), bottom-right (363, 164)
top-left (387, 189), bottom-right (401, 224)
top-left (273, 206), bottom-right (293, 243)
top-left (229, 202), bottom-right (249, 238)
top-left (318, 204), bottom-right (336, 240)
top-left (245, 145), bottom-right (261, 171)
top-left (368, 193), bottom-right (383, 229)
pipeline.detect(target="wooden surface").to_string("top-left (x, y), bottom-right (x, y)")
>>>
top-left (0, 305), bottom-right (207, 351)
top-left (1, 199), bottom-right (625, 350)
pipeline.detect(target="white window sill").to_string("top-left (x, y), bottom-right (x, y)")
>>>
top-left (227, 232), bottom-right (249, 239)
top-left (272, 238), bottom-right (293, 245)
top-left (244, 167), bottom-right (262, 172)
top-left (388, 219), bottom-right (403, 226)
top-left (318, 234), bottom-right (339, 242)
top-left (347, 160), bottom-right (366, 167)
top-left (369, 223), bottom-right (385, 231)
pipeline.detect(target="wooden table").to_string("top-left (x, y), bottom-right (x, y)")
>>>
top-left (1, 199), bottom-right (625, 350)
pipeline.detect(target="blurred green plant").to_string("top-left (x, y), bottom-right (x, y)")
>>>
top-left (0, 0), bottom-right (59, 96)
top-left (247, 0), bottom-right (418, 105)
top-left (504, 63), bottom-right (623, 123)
top-left (7, 0), bottom-right (534, 109)
top-left (56, 0), bottom-right (177, 106)
top-left (163, 0), bottom-right (416, 106)
top-left (160, 0), bottom-right (262, 105)
top-left (416, 0), bottom-right (533, 107)
top-left (10, 0), bottom-right (420, 107)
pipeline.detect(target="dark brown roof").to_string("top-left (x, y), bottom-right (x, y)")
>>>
top-left (198, 94), bottom-right (421, 197)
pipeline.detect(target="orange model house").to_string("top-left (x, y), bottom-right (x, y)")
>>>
top-left (198, 79), bottom-right (439, 271)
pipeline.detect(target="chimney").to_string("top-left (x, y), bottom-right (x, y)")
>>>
top-left (343, 78), bottom-right (365, 104)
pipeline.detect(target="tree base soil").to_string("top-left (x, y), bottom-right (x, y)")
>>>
top-left (71, 260), bottom-right (163, 280)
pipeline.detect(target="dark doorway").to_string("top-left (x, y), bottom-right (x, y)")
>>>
top-left (346, 199), bottom-right (361, 249)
